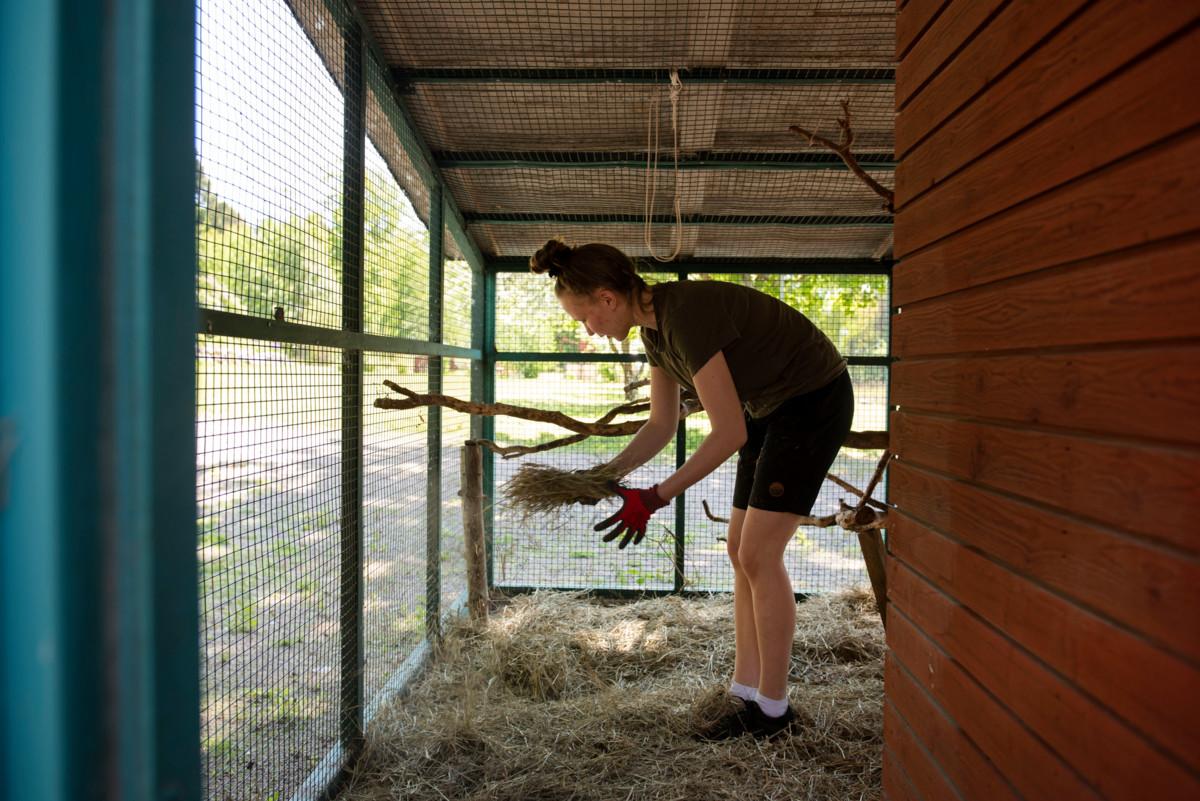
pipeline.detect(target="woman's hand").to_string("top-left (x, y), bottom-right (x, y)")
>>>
top-left (594, 483), bottom-right (669, 548)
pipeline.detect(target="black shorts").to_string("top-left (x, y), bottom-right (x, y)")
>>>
top-left (732, 370), bottom-right (855, 516)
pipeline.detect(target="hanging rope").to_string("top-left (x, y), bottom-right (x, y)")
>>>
top-left (644, 69), bottom-right (684, 262)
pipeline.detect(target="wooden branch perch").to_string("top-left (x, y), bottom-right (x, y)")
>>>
top-left (376, 380), bottom-right (648, 437)
top-left (790, 100), bottom-right (895, 213)
top-left (375, 381), bottom-right (889, 454)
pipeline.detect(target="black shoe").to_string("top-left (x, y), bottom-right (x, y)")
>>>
top-left (746, 703), bottom-right (796, 740)
top-left (694, 698), bottom-right (758, 741)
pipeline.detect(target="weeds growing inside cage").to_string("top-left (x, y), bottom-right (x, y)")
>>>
top-left (341, 587), bottom-right (884, 801)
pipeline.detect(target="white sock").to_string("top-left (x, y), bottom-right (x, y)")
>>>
top-left (729, 681), bottom-right (757, 702)
top-left (754, 691), bottom-right (789, 718)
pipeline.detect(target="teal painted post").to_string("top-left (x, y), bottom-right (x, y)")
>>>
top-left (133, 4), bottom-right (202, 798)
top-left (427, 184), bottom-right (444, 638)
top-left (339, 24), bottom-right (366, 756)
top-left (0, 2), bottom-right (199, 800)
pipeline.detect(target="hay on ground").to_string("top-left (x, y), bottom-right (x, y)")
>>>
top-left (341, 588), bottom-right (884, 801)
top-left (501, 462), bottom-right (624, 516)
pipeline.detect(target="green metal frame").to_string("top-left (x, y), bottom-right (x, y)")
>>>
top-left (393, 66), bottom-right (895, 86)
top-left (437, 152), bottom-right (895, 171)
top-left (426, 183), bottom-right (445, 641)
top-left (197, 309), bottom-right (480, 360)
top-left (489, 256), bottom-right (893, 275)
top-left (466, 213), bottom-right (892, 226)
top-left (338, 18), bottom-right (367, 763)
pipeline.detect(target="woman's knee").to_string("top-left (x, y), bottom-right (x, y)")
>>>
top-left (725, 508), bottom-right (747, 570)
top-left (736, 542), bottom-right (769, 580)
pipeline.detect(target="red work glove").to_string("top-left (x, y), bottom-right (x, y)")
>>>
top-left (594, 483), bottom-right (669, 549)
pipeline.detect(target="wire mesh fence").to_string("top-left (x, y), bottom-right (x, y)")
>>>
top-left (196, 0), bottom-right (478, 798)
top-left (488, 272), bottom-right (889, 597)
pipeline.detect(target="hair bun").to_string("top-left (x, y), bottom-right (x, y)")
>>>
top-left (530, 238), bottom-right (572, 277)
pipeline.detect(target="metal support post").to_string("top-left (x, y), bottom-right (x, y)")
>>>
top-left (426, 183), bottom-right (444, 639)
top-left (338, 23), bottom-right (366, 757)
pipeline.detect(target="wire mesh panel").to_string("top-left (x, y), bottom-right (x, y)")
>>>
top-left (682, 363), bottom-right (888, 593)
top-left (363, 140), bottom-right (430, 339)
top-left (439, 364), bottom-right (475, 603)
top-left (361, 355), bottom-right (428, 701)
top-left (197, 337), bottom-right (344, 800)
top-left (196, 0), bottom-right (347, 329)
top-left (443, 259), bottom-right (475, 349)
top-left (445, 167), bottom-right (894, 218)
top-left (490, 362), bottom-right (678, 591)
top-left (196, 0), bottom-right (472, 798)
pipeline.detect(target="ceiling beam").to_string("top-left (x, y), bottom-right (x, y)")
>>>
top-left (392, 67), bottom-right (895, 88)
top-left (466, 212), bottom-right (891, 226)
top-left (436, 152), bottom-right (895, 171)
top-left (486, 256), bottom-right (893, 275)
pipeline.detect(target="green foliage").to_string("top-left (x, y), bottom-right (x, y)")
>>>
top-left (197, 159), bottom-right (429, 336)
top-left (687, 272), bottom-right (889, 356)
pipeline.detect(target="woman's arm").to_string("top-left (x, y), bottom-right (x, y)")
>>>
top-left (656, 350), bottom-right (746, 500)
top-left (604, 366), bottom-right (680, 476)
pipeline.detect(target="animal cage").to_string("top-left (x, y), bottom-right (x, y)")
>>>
top-left (7, 0), bottom-right (1198, 800)
top-left (194, 0), bottom-right (894, 798)
top-left (192, 0), bottom-right (893, 797)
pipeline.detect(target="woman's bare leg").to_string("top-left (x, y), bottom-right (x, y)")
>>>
top-left (725, 507), bottom-right (761, 689)
top-left (737, 507), bottom-right (801, 702)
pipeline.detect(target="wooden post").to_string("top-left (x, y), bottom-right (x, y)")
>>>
top-left (857, 529), bottom-right (887, 627)
top-left (460, 441), bottom-right (488, 622)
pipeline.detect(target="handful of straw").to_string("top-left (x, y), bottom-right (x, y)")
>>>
top-left (501, 462), bottom-right (624, 515)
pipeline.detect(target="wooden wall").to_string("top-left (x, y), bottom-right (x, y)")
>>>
top-left (886, 2), bottom-right (1200, 799)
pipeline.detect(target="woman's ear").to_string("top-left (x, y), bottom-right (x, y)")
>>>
top-left (596, 289), bottom-right (618, 308)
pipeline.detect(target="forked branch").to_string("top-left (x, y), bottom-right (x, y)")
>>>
top-left (375, 381), bottom-right (888, 457)
top-left (790, 100), bottom-right (895, 213)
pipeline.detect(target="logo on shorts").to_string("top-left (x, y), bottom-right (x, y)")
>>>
top-left (768, 481), bottom-right (785, 498)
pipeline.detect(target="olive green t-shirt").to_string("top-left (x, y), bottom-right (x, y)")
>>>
top-left (640, 280), bottom-right (846, 418)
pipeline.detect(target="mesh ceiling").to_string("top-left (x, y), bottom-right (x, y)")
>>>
top-left (352, 0), bottom-right (895, 261)
top-left (405, 83), bottom-right (894, 154)
top-left (360, 1), bottom-right (894, 70)
top-left (444, 167), bottom-right (894, 217)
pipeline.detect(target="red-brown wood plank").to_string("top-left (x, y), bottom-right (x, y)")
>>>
top-left (888, 412), bottom-right (1200, 556)
top-left (886, 653), bottom-right (1019, 801)
top-left (886, 597), bottom-right (1102, 801)
top-left (889, 560), bottom-right (1200, 800)
top-left (893, 130), bottom-right (1200, 302)
top-left (892, 235), bottom-right (1200, 357)
top-left (884, 698), bottom-right (962, 801)
top-left (897, 0), bottom-right (1200, 197)
top-left (891, 345), bottom-right (1200, 445)
top-left (896, 0), bottom-right (949, 61)
top-left (897, 24), bottom-right (1200, 250)
top-left (895, 0), bottom-right (1087, 160)
top-left (884, 746), bottom-right (925, 801)
top-left (887, 507), bottom-right (1200, 771)
top-left (896, 0), bottom-right (1005, 110)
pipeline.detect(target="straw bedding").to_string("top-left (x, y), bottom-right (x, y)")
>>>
top-left (340, 588), bottom-right (884, 801)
